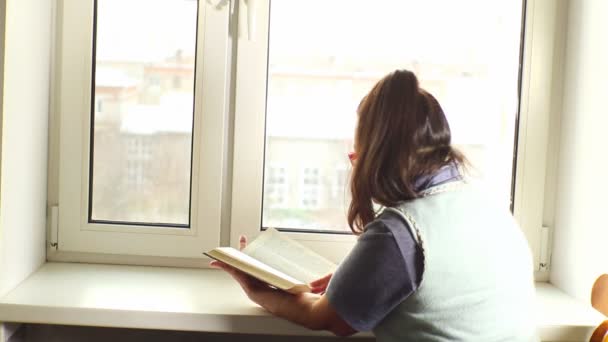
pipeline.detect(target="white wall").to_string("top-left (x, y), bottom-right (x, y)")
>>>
top-left (550, 0), bottom-right (608, 301)
top-left (0, 0), bottom-right (52, 297)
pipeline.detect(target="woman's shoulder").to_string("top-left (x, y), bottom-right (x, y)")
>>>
top-left (362, 210), bottom-right (406, 237)
top-left (362, 210), bottom-right (421, 252)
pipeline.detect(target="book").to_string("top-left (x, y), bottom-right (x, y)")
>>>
top-left (204, 228), bottom-right (337, 294)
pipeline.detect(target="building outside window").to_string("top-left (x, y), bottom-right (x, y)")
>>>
top-left (265, 165), bottom-right (288, 209)
top-left (300, 167), bottom-right (321, 209)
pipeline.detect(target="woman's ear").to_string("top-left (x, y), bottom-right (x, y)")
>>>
top-left (592, 274), bottom-right (608, 316)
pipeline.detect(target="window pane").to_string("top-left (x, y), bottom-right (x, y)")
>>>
top-left (263, 0), bottom-right (524, 232)
top-left (89, 0), bottom-right (198, 226)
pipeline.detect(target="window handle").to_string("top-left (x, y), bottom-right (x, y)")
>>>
top-left (206, 0), bottom-right (230, 9)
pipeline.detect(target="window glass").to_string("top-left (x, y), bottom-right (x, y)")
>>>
top-left (266, 165), bottom-right (288, 208)
top-left (262, 0), bottom-right (524, 232)
top-left (89, 0), bottom-right (198, 226)
top-left (301, 167), bottom-right (321, 209)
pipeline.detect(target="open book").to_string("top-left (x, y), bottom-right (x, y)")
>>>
top-left (204, 228), bottom-right (337, 294)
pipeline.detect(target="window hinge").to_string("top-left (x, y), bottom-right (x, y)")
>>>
top-left (539, 225), bottom-right (551, 271)
top-left (50, 205), bottom-right (59, 249)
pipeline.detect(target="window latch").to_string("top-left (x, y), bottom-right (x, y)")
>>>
top-left (539, 226), bottom-right (551, 271)
top-left (50, 206), bottom-right (59, 249)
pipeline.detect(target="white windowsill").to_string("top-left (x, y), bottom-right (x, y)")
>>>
top-left (0, 263), bottom-right (604, 340)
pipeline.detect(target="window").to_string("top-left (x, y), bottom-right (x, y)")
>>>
top-left (232, 0), bottom-right (557, 266)
top-left (54, 0), bottom-right (230, 257)
top-left (89, 0), bottom-right (197, 226)
top-left (52, 0), bottom-right (560, 268)
top-left (256, 0), bottom-right (524, 234)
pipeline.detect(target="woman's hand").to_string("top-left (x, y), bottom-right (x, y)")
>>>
top-left (209, 235), bottom-right (355, 336)
top-left (209, 258), bottom-right (281, 307)
top-left (209, 235), bottom-right (279, 306)
top-left (310, 273), bottom-right (333, 294)
top-left (238, 235), bottom-right (247, 251)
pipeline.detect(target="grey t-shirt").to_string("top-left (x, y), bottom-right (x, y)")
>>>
top-left (326, 165), bottom-right (461, 332)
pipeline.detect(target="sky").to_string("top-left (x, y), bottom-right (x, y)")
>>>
top-left (96, 0), bottom-right (198, 62)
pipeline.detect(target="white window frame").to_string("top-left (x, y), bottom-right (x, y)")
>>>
top-left (513, 0), bottom-right (566, 275)
top-left (230, 0), bottom-right (564, 268)
top-left (50, 0), bottom-right (231, 260)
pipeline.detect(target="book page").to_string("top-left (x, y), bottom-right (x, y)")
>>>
top-left (243, 228), bottom-right (337, 284)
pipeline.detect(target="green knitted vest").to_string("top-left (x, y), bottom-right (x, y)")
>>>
top-left (375, 182), bottom-right (538, 342)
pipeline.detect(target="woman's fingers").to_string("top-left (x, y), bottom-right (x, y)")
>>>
top-left (210, 260), bottom-right (245, 273)
top-left (209, 260), bottom-right (225, 268)
top-left (310, 273), bottom-right (333, 294)
top-left (239, 235), bottom-right (248, 251)
top-left (310, 273), bottom-right (332, 287)
top-left (210, 260), bottom-right (269, 295)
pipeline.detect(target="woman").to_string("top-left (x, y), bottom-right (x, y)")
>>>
top-left (212, 70), bottom-right (537, 341)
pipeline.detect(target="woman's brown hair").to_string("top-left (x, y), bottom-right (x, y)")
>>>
top-left (348, 70), bottom-right (466, 234)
